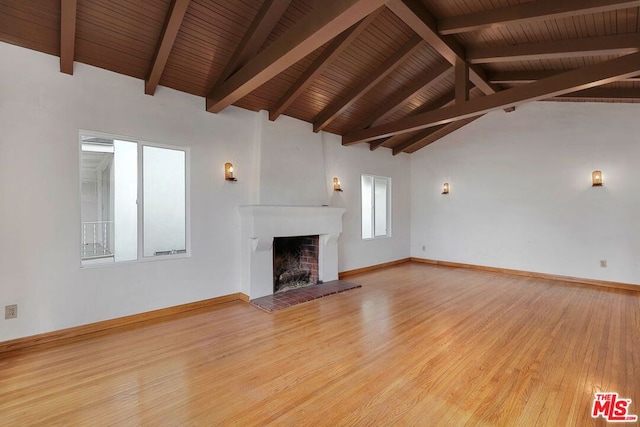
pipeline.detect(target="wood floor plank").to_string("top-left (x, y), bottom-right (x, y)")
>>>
top-left (0, 263), bottom-right (638, 425)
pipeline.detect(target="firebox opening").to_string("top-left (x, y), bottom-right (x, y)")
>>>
top-left (273, 235), bottom-right (319, 293)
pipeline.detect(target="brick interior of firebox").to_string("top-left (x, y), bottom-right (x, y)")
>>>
top-left (273, 235), bottom-right (319, 293)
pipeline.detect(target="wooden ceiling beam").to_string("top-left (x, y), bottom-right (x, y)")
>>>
top-left (468, 33), bottom-right (640, 64)
top-left (378, 88), bottom-right (486, 151)
top-left (210, 0), bottom-right (292, 99)
top-left (386, 0), bottom-right (461, 65)
top-left (60, 0), bottom-right (77, 75)
top-left (145, 0), bottom-right (191, 95)
top-left (206, 0), bottom-right (388, 113)
top-left (488, 70), bottom-right (640, 84)
top-left (313, 35), bottom-right (423, 132)
top-left (392, 116), bottom-right (481, 155)
top-left (343, 51), bottom-right (640, 145)
top-left (438, 0), bottom-right (640, 35)
top-left (406, 116), bottom-right (483, 153)
top-left (555, 87), bottom-right (640, 101)
top-left (455, 58), bottom-right (469, 103)
top-left (390, 124), bottom-right (446, 155)
top-left (353, 61), bottom-right (451, 130)
top-left (369, 90), bottom-right (457, 150)
top-left (387, 0), bottom-right (499, 96)
top-left (369, 138), bottom-right (390, 151)
top-left (378, 87), bottom-right (487, 152)
top-left (488, 70), bottom-right (567, 84)
top-left (269, 8), bottom-right (381, 122)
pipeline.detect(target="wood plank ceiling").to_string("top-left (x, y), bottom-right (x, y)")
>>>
top-left (1, 0), bottom-right (639, 154)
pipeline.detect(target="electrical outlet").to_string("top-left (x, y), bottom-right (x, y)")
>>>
top-left (600, 260), bottom-right (607, 268)
top-left (5, 304), bottom-right (17, 319)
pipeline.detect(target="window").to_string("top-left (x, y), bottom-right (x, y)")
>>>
top-left (80, 132), bottom-right (188, 265)
top-left (142, 146), bottom-right (186, 257)
top-left (361, 174), bottom-right (391, 239)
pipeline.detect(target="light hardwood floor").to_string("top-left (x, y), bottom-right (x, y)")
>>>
top-left (1, 263), bottom-right (638, 426)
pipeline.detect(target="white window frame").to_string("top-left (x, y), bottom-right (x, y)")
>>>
top-left (361, 173), bottom-right (392, 240)
top-left (79, 130), bottom-right (191, 267)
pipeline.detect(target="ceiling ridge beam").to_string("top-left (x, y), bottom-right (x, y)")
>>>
top-left (439, 0), bottom-right (640, 35)
top-left (269, 7), bottom-right (382, 122)
top-left (468, 33), bottom-right (640, 64)
top-left (145, 0), bottom-right (191, 95)
top-left (343, 51), bottom-right (640, 145)
top-left (206, 0), bottom-right (388, 113)
top-left (60, 0), bottom-right (77, 75)
top-left (209, 0), bottom-right (293, 100)
top-left (488, 70), bottom-right (640, 83)
top-left (387, 0), bottom-right (499, 96)
top-left (313, 35), bottom-right (424, 132)
top-left (353, 61), bottom-right (451, 131)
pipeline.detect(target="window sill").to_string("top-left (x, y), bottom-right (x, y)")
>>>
top-left (80, 252), bottom-right (191, 269)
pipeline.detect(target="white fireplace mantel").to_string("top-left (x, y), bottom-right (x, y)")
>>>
top-left (239, 205), bottom-right (346, 298)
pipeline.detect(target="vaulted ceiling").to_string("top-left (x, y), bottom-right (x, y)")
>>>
top-left (1, 0), bottom-right (639, 154)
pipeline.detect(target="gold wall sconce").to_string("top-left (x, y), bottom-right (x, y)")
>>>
top-left (592, 170), bottom-right (603, 187)
top-left (442, 182), bottom-right (450, 194)
top-left (225, 162), bottom-right (237, 181)
top-left (333, 177), bottom-right (343, 192)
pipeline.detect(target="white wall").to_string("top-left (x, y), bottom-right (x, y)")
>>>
top-left (4, 41), bottom-right (637, 343)
top-left (0, 42), bottom-right (411, 342)
top-left (258, 112), bottom-right (329, 206)
top-left (410, 102), bottom-right (640, 285)
top-left (254, 112), bottom-right (410, 271)
top-left (0, 42), bottom-right (262, 342)
top-left (256, 111), bottom-right (412, 272)
top-left (322, 133), bottom-right (411, 272)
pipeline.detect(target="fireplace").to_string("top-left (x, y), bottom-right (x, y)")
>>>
top-left (239, 205), bottom-right (345, 298)
top-left (273, 235), bottom-right (319, 293)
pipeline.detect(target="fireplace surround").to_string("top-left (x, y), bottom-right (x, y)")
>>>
top-left (239, 205), bottom-right (345, 299)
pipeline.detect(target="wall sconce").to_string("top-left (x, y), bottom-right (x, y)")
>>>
top-left (442, 182), bottom-right (450, 194)
top-left (224, 162), bottom-right (237, 181)
top-left (333, 177), bottom-right (343, 192)
top-left (592, 170), bottom-right (603, 187)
